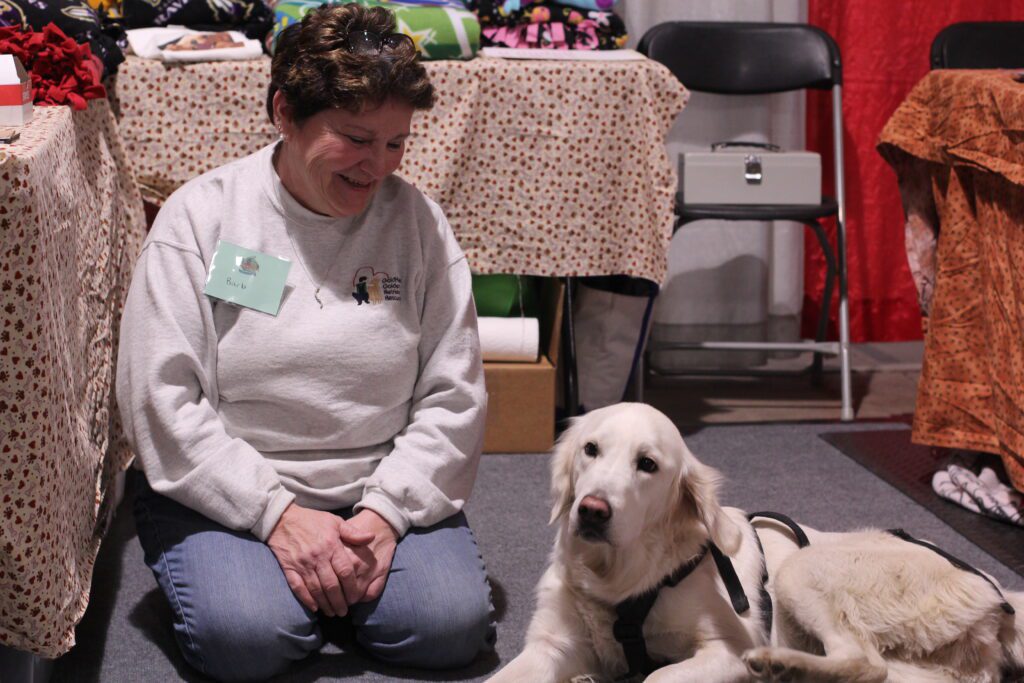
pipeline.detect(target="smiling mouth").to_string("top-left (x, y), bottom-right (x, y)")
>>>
top-left (339, 174), bottom-right (372, 190)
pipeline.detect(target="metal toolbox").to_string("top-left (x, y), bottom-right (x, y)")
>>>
top-left (680, 142), bottom-right (821, 205)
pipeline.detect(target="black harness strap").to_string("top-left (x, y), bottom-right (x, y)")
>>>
top-left (612, 541), bottom-right (752, 680)
top-left (746, 512), bottom-right (812, 641)
top-left (887, 528), bottom-right (1015, 615)
top-left (748, 511), bottom-right (811, 547)
top-left (612, 545), bottom-right (709, 680)
top-left (611, 511), bottom-right (810, 681)
top-left (709, 543), bottom-right (750, 614)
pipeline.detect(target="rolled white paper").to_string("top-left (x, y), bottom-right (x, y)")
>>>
top-left (478, 316), bottom-right (540, 362)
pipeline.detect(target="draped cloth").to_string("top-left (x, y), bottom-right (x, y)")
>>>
top-left (879, 69), bottom-right (1024, 493)
top-left (0, 101), bottom-right (146, 655)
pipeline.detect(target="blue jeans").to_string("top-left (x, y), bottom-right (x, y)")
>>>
top-left (133, 479), bottom-right (496, 682)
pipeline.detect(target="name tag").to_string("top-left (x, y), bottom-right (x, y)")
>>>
top-left (203, 240), bottom-right (292, 315)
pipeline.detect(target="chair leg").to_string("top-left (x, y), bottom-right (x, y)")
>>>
top-left (805, 219), bottom-right (837, 387)
top-left (622, 289), bottom-right (658, 404)
top-left (836, 219), bottom-right (854, 421)
top-left (562, 277), bottom-right (580, 417)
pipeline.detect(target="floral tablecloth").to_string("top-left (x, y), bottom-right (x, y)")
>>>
top-left (878, 69), bottom-right (1024, 492)
top-left (0, 101), bottom-right (147, 656)
top-left (110, 54), bottom-right (687, 284)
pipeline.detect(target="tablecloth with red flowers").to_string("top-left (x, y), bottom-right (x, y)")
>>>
top-left (111, 53), bottom-right (687, 284)
top-left (0, 100), bottom-right (146, 656)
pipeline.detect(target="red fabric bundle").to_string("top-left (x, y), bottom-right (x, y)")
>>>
top-left (0, 23), bottom-right (105, 110)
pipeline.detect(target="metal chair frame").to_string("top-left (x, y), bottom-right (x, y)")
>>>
top-left (930, 21), bottom-right (1024, 70)
top-left (636, 21), bottom-right (853, 421)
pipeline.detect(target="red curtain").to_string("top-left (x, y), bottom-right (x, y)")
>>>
top-left (804, 0), bottom-right (1024, 342)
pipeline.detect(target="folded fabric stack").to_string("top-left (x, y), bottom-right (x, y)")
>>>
top-left (466, 0), bottom-right (626, 50)
top-left (932, 464), bottom-right (1024, 526)
top-left (0, 24), bottom-right (106, 109)
top-left (122, 0), bottom-right (274, 41)
top-left (126, 26), bottom-right (264, 62)
top-left (271, 0), bottom-right (480, 60)
top-left (0, 0), bottom-right (125, 76)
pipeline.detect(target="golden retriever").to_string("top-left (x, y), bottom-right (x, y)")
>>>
top-left (487, 403), bottom-right (1024, 683)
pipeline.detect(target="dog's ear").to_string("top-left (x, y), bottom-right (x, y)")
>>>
top-left (549, 417), bottom-right (580, 524)
top-left (680, 458), bottom-right (742, 555)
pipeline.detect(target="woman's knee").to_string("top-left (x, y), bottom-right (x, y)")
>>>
top-left (357, 580), bottom-right (495, 669)
top-left (176, 598), bottom-right (321, 681)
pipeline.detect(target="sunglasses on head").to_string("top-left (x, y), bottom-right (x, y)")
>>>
top-left (344, 30), bottom-right (415, 55)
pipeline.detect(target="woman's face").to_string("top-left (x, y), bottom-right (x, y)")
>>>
top-left (275, 93), bottom-right (415, 217)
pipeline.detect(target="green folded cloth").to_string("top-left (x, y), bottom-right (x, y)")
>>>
top-left (272, 0), bottom-right (480, 60)
top-left (473, 274), bottom-right (541, 317)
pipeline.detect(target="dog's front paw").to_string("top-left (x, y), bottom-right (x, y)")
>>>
top-left (743, 647), bottom-right (796, 682)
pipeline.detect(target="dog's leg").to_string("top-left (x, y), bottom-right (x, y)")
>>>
top-left (1001, 590), bottom-right (1024, 676)
top-left (487, 566), bottom-right (597, 683)
top-left (743, 559), bottom-right (888, 683)
top-left (644, 642), bottom-right (749, 683)
top-left (743, 597), bottom-right (887, 682)
top-left (743, 645), bottom-right (886, 683)
top-left (486, 647), bottom-right (584, 683)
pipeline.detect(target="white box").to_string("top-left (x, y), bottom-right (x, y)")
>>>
top-left (0, 54), bottom-right (32, 127)
top-left (681, 146), bottom-right (820, 205)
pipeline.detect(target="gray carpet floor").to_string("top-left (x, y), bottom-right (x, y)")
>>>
top-left (52, 421), bottom-right (1023, 682)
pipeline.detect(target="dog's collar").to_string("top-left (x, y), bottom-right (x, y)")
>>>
top-left (612, 542), bottom-right (749, 680)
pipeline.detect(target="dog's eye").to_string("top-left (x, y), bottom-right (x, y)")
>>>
top-left (583, 442), bottom-right (598, 457)
top-left (637, 456), bottom-right (658, 473)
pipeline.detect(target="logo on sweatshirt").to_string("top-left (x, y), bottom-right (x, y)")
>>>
top-left (352, 266), bottom-right (402, 305)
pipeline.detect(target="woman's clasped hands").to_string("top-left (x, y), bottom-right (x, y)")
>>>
top-left (267, 503), bottom-right (399, 616)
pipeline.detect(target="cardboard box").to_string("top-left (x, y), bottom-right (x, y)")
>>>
top-left (0, 54), bottom-right (32, 127)
top-left (482, 279), bottom-right (563, 453)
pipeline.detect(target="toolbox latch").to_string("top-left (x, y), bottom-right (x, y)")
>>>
top-left (744, 155), bottom-right (763, 185)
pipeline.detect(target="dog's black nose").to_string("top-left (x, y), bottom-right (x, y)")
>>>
top-left (578, 495), bottom-right (612, 524)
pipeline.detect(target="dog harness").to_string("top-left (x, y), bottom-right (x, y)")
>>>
top-left (611, 511), bottom-right (809, 681)
top-left (610, 516), bottom-right (1014, 681)
top-left (745, 511), bottom-right (810, 644)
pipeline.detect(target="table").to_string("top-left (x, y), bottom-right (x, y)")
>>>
top-left (878, 69), bottom-right (1024, 492)
top-left (0, 100), bottom-right (147, 656)
top-left (110, 54), bottom-right (687, 285)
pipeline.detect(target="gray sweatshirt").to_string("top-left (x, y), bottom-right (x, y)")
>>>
top-left (116, 143), bottom-right (486, 541)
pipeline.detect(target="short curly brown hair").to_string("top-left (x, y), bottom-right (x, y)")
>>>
top-left (267, 3), bottom-right (435, 125)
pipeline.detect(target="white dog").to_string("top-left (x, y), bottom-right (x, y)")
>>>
top-left (487, 403), bottom-right (1024, 683)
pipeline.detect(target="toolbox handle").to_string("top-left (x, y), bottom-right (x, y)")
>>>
top-left (711, 140), bottom-right (781, 152)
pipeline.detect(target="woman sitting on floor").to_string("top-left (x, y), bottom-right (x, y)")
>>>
top-left (116, 4), bottom-right (493, 680)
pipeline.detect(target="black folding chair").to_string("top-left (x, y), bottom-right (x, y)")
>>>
top-left (637, 21), bottom-right (853, 421)
top-left (931, 21), bottom-right (1024, 69)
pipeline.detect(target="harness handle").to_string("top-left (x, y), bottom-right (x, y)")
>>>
top-left (748, 511), bottom-right (811, 548)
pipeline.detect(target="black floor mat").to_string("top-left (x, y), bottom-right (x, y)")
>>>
top-left (821, 429), bottom-right (1024, 577)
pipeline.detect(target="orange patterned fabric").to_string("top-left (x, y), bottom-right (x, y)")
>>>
top-left (879, 69), bottom-right (1024, 491)
top-left (110, 54), bottom-right (687, 284)
top-left (0, 101), bottom-right (146, 656)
